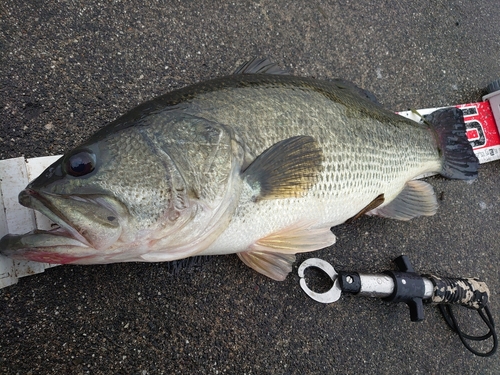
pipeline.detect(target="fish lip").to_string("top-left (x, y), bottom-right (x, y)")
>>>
top-left (19, 188), bottom-right (94, 247)
top-left (0, 235), bottom-right (92, 264)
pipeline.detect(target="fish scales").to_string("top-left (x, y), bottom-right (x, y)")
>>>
top-left (0, 61), bottom-right (478, 281)
top-left (182, 75), bottom-right (441, 255)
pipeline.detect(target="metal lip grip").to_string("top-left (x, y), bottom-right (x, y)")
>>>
top-left (298, 255), bottom-right (497, 357)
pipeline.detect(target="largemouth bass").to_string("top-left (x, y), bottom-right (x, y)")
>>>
top-left (0, 59), bottom-right (478, 280)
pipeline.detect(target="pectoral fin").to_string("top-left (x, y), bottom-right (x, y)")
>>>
top-left (368, 180), bottom-right (438, 220)
top-left (243, 136), bottom-right (324, 200)
top-left (237, 222), bottom-right (336, 281)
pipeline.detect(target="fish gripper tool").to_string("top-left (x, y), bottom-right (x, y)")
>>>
top-left (298, 255), bottom-right (497, 357)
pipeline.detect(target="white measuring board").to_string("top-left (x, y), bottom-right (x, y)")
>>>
top-left (0, 155), bottom-right (61, 288)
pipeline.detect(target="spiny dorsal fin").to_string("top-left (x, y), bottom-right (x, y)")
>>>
top-left (368, 180), bottom-right (437, 221)
top-left (243, 136), bottom-right (324, 200)
top-left (233, 57), bottom-right (288, 75)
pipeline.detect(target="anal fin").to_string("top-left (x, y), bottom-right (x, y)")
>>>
top-left (237, 222), bottom-right (336, 281)
top-left (368, 180), bottom-right (437, 221)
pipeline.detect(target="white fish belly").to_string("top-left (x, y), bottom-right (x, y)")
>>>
top-left (202, 155), bottom-right (441, 256)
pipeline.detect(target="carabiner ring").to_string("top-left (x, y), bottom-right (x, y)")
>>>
top-left (298, 258), bottom-right (342, 303)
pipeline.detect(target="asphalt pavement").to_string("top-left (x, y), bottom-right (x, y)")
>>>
top-left (1, 1), bottom-right (499, 374)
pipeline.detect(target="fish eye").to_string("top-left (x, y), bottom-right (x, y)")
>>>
top-left (64, 150), bottom-right (96, 177)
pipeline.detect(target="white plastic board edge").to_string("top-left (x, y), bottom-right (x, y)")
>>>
top-left (0, 155), bottom-right (61, 289)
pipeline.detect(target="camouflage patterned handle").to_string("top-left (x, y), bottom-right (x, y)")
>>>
top-left (427, 275), bottom-right (490, 309)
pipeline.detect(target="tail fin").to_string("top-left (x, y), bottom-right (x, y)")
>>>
top-left (425, 107), bottom-right (479, 180)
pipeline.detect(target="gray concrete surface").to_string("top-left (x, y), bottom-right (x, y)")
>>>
top-left (1, 1), bottom-right (499, 373)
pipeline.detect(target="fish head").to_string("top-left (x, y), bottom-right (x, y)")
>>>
top-left (1, 113), bottom-right (244, 264)
top-left (1, 139), bottom-right (140, 263)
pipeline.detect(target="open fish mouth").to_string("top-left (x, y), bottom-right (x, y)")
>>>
top-left (0, 189), bottom-right (122, 264)
top-left (19, 188), bottom-right (93, 247)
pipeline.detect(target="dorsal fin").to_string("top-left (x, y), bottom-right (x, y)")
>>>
top-left (330, 78), bottom-right (382, 106)
top-left (233, 57), bottom-right (288, 75)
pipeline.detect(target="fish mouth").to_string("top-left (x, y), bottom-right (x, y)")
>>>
top-left (19, 188), bottom-right (93, 248)
top-left (0, 189), bottom-right (124, 264)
